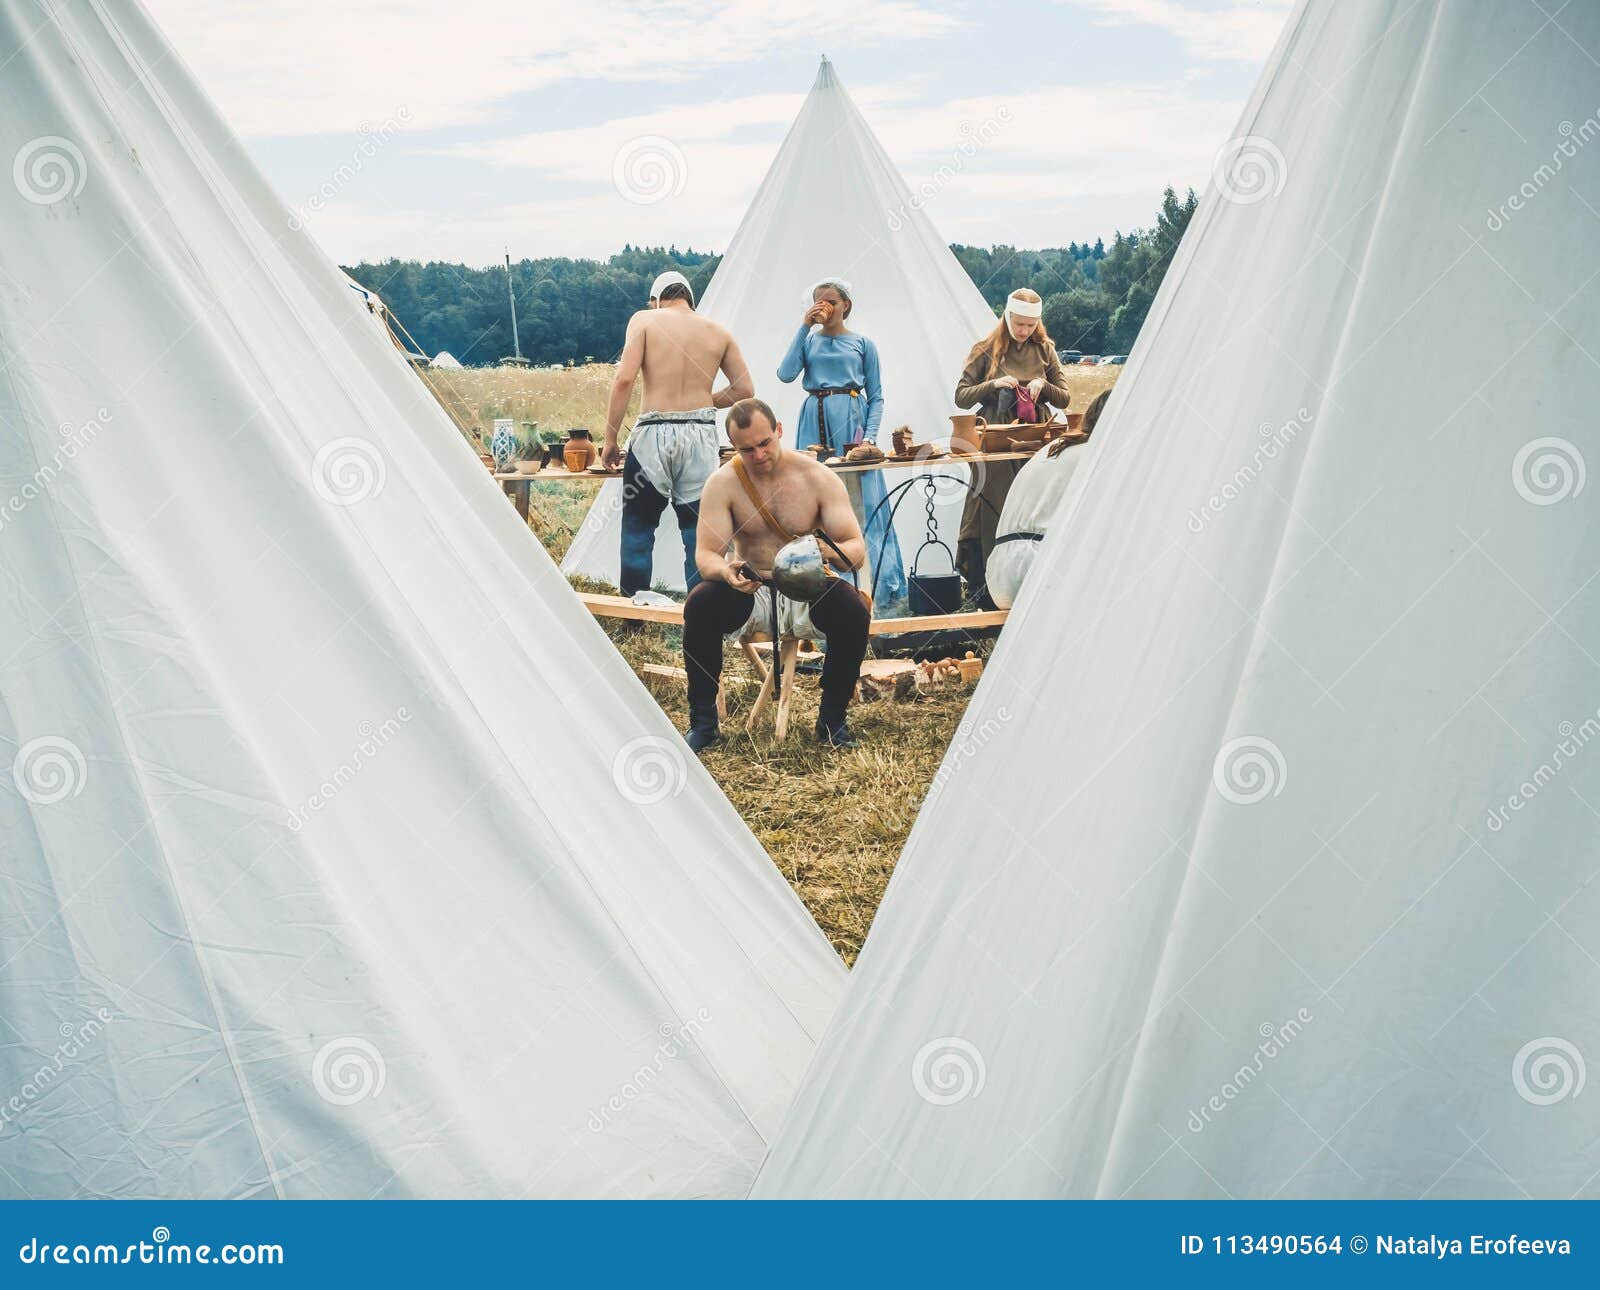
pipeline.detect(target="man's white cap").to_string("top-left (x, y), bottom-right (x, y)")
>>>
top-left (649, 270), bottom-right (694, 304)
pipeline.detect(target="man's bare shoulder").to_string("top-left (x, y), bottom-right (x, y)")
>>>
top-left (702, 459), bottom-right (740, 497)
top-left (784, 451), bottom-right (845, 493)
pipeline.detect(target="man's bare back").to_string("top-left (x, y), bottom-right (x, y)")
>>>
top-left (603, 299), bottom-right (753, 467)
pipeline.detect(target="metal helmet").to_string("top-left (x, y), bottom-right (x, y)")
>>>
top-left (769, 533), bottom-right (829, 602)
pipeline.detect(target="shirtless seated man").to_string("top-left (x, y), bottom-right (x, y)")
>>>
top-left (602, 271), bottom-right (753, 601)
top-left (683, 397), bottom-right (871, 752)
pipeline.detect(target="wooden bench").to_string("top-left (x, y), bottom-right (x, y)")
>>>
top-left (577, 592), bottom-right (1008, 635)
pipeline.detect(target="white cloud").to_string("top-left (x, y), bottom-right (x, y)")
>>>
top-left (146, 0), bottom-right (961, 137)
top-left (1070, 0), bottom-right (1292, 63)
top-left (301, 75), bottom-right (1243, 263)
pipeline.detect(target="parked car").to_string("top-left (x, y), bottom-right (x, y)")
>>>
top-left (1097, 354), bottom-right (1127, 366)
top-left (1058, 349), bottom-right (1083, 365)
top-left (1079, 355), bottom-right (1101, 365)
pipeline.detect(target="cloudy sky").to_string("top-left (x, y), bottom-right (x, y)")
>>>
top-left (147, 0), bottom-right (1292, 267)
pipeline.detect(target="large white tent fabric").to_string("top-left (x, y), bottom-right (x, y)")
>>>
top-left (756, 0), bottom-right (1600, 1199)
top-left (0, 0), bottom-right (842, 1199)
top-left (561, 58), bottom-right (997, 595)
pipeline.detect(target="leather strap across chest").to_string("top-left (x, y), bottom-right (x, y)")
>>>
top-left (731, 456), bottom-right (799, 543)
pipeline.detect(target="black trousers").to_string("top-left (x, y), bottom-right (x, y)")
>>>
top-left (619, 446), bottom-right (701, 596)
top-left (683, 578), bottom-right (871, 724)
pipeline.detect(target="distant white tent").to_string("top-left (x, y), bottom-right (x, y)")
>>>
top-left (0, 0), bottom-right (842, 1199)
top-left (432, 350), bottom-right (464, 369)
top-left (756, 0), bottom-right (1600, 1198)
top-left (561, 57), bottom-right (996, 594)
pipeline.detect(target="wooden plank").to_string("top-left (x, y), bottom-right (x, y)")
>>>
top-left (640, 663), bottom-right (751, 688)
top-left (870, 609), bottom-right (1009, 633)
top-left (578, 592), bottom-right (684, 624)
top-left (578, 591), bottom-right (1008, 634)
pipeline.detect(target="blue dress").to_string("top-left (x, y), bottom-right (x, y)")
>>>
top-left (777, 326), bottom-right (908, 607)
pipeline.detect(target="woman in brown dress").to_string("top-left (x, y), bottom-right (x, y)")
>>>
top-left (953, 287), bottom-right (1072, 606)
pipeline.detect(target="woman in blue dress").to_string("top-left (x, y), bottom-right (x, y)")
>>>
top-left (776, 278), bottom-right (908, 608)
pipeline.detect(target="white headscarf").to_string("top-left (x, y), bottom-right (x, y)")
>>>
top-left (1003, 289), bottom-right (1043, 330)
top-left (649, 270), bottom-right (694, 305)
top-left (809, 277), bottom-right (853, 308)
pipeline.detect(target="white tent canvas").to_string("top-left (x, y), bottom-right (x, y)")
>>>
top-left (756, 0), bottom-right (1600, 1199)
top-left (0, 0), bottom-right (842, 1199)
top-left (561, 58), bottom-right (997, 596)
top-left (432, 350), bottom-right (463, 369)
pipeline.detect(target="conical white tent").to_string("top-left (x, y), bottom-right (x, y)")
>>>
top-left (0, 0), bottom-right (842, 1200)
top-left (561, 57), bottom-right (996, 594)
top-left (756, 0), bottom-right (1600, 1198)
top-left (431, 350), bottom-right (463, 369)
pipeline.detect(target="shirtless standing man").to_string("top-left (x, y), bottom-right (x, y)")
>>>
top-left (602, 271), bottom-right (753, 600)
top-left (683, 397), bottom-right (871, 751)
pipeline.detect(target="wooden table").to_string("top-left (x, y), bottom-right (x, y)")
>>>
top-left (494, 467), bottom-right (615, 520)
top-left (494, 449), bottom-right (1043, 518)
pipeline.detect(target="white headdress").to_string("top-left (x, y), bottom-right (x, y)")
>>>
top-left (1003, 290), bottom-right (1043, 323)
top-left (809, 276), bottom-right (854, 305)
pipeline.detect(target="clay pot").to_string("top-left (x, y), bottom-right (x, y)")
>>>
top-left (563, 429), bottom-right (596, 472)
top-left (948, 413), bottom-right (988, 454)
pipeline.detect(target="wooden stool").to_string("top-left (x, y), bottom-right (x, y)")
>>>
top-left (737, 638), bottom-right (821, 739)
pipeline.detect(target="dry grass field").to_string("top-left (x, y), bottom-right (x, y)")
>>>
top-left (422, 360), bottom-right (1119, 962)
